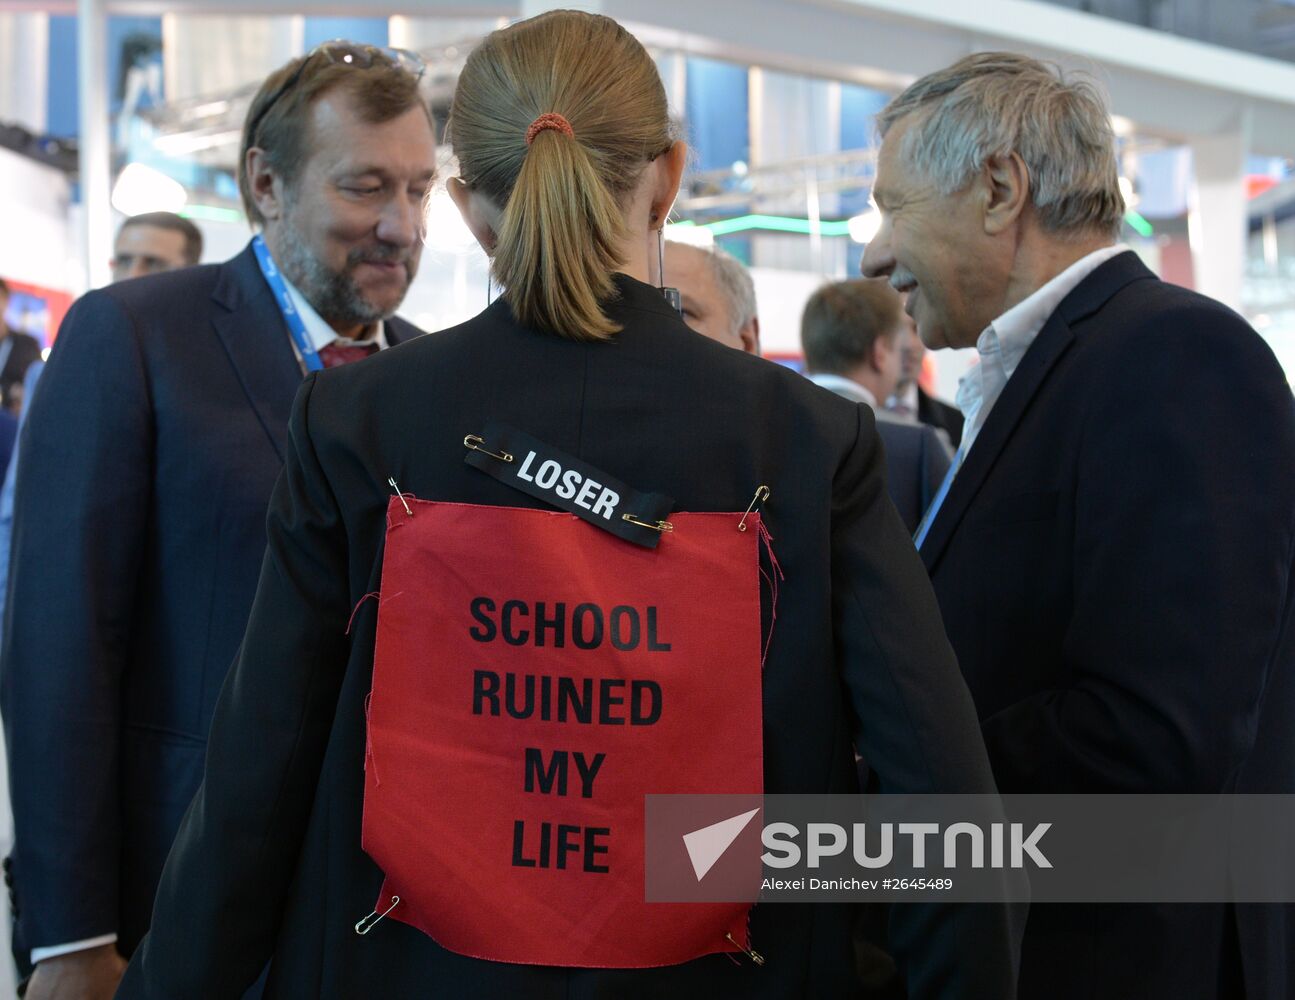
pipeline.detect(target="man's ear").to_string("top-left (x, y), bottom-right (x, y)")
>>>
top-left (649, 140), bottom-right (688, 226)
top-left (866, 335), bottom-right (887, 374)
top-left (740, 316), bottom-right (761, 356)
top-left (982, 151), bottom-right (1030, 236)
top-left (448, 177), bottom-right (497, 254)
top-left (245, 147), bottom-right (286, 224)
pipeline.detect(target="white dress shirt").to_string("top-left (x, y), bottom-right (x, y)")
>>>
top-left (807, 372), bottom-right (878, 408)
top-left (956, 245), bottom-right (1128, 459)
top-left (807, 372), bottom-right (916, 426)
top-left (30, 264), bottom-right (391, 966)
top-left (281, 274), bottom-right (388, 364)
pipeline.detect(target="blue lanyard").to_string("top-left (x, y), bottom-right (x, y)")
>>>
top-left (913, 445), bottom-right (965, 551)
top-left (251, 235), bottom-right (323, 372)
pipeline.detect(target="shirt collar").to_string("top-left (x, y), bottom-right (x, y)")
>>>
top-left (955, 243), bottom-right (1128, 456)
top-left (977, 244), bottom-right (1129, 383)
top-left (279, 272), bottom-right (387, 352)
top-left (806, 373), bottom-right (878, 408)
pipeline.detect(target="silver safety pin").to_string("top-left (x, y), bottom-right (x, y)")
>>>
top-left (355, 895), bottom-right (401, 936)
top-left (738, 485), bottom-right (771, 532)
top-left (464, 434), bottom-right (514, 463)
top-left (725, 931), bottom-right (765, 965)
top-left (387, 477), bottom-right (413, 517)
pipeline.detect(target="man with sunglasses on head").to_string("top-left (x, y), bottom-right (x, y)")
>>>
top-left (1, 42), bottom-right (434, 1000)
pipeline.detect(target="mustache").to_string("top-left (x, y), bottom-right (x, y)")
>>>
top-left (346, 245), bottom-right (414, 268)
top-left (889, 267), bottom-right (917, 292)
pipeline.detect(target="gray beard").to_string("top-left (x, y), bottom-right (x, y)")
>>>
top-left (276, 213), bottom-right (411, 331)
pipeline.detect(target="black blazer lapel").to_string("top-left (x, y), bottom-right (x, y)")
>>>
top-left (210, 243), bottom-right (302, 462)
top-left (919, 251), bottom-right (1156, 572)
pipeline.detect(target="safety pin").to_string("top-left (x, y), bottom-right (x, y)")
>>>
top-left (738, 485), bottom-right (771, 532)
top-left (725, 932), bottom-right (765, 965)
top-left (387, 477), bottom-right (413, 517)
top-left (355, 895), bottom-right (401, 936)
top-left (463, 434), bottom-right (514, 463)
top-left (622, 513), bottom-right (674, 533)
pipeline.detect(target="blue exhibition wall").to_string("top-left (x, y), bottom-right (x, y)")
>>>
top-left (47, 15), bottom-right (165, 138)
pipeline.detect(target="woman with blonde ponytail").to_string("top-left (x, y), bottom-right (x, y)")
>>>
top-left (118, 11), bottom-right (1017, 1000)
top-left (446, 10), bottom-right (684, 341)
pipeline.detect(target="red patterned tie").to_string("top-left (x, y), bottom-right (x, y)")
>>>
top-left (318, 340), bottom-right (380, 367)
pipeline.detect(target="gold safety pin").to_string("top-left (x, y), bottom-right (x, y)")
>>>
top-left (387, 477), bottom-right (413, 517)
top-left (355, 895), bottom-right (401, 936)
top-left (463, 434), bottom-right (514, 463)
top-left (725, 932), bottom-right (765, 965)
top-left (738, 485), bottom-right (771, 532)
top-left (622, 513), bottom-right (674, 533)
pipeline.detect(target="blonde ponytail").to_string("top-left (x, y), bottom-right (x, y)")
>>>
top-left (447, 11), bottom-right (675, 342)
top-left (493, 127), bottom-right (625, 340)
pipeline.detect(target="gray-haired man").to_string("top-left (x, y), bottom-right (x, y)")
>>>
top-left (863, 51), bottom-right (1295, 1000)
top-left (664, 241), bottom-right (760, 354)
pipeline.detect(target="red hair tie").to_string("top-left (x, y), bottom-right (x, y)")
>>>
top-left (525, 112), bottom-right (575, 145)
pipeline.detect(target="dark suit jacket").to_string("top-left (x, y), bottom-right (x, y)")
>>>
top-left (919, 251), bottom-right (1295, 1000)
top-left (917, 387), bottom-right (962, 449)
top-left (0, 408), bottom-right (16, 482)
top-left (806, 376), bottom-right (952, 534)
top-left (0, 243), bottom-right (419, 962)
top-left (0, 328), bottom-right (43, 408)
top-left (120, 275), bottom-right (1020, 1000)
top-left (875, 414), bottom-right (951, 534)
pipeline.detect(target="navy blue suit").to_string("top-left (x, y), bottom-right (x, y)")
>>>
top-left (0, 243), bottom-right (419, 961)
top-left (805, 377), bottom-right (951, 534)
top-left (920, 251), bottom-right (1295, 999)
top-left (0, 409), bottom-right (16, 483)
top-left (873, 414), bottom-right (950, 534)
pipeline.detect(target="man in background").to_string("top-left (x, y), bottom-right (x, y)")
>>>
top-left (664, 240), bottom-right (761, 354)
top-left (0, 281), bottom-right (42, 417)
top-left (0, 218), bottom-right (201, 622)
top-left (802, 279), bottom-right (952, 534)
top-left (886, 310), bottom-right (963, 448)
top-left (110, 212), bottom-right (203, 282)
top-left (2, 42), bottom-right (434, 1000)
top-left (864, 51), bottom-right (1295, 999)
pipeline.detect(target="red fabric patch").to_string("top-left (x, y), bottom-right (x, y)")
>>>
top-left (362, 499), bottom-right (765, 967)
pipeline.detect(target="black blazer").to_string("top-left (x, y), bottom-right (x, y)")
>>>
top-left (919, 251), bottom-right (1295, 1000)
top-left (120, 276), bottom-right (1020, 999)
top-left (917, 387), bottom-right (962, 450)
top-left (0, 328), bottom-right (43, 407)
top-left (0, 243), bottom-right (419, 961)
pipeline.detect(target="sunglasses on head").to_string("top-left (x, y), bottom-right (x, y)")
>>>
top-left (246, 40), bottom-right (426, 145)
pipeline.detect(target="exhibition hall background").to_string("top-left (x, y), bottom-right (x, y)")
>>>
top-left (0, 0), bottom-right (1293, 389)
